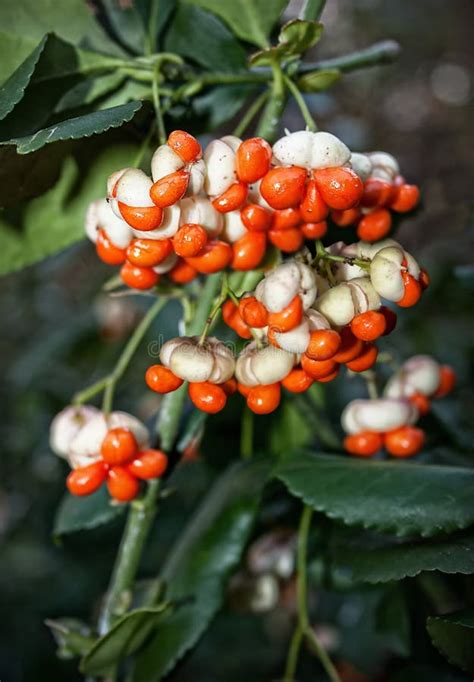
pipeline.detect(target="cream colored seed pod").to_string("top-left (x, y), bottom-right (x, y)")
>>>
top-left (179, 196), bottom-right (223, 237)
top-left (369, 246), bottom-right (405, 301)
top-left (256, 261), bottom-right (317, 313)
top-left (358, 240), bottom-right (421, 282)
top-left (236, 343), bottom-right (295, 386)
top-left (367, 151), bottom-right (400, 179)
top-left (205, 338), bottom-right (236, 383)
top-left (221, 135), bottom-right (242, 152)
top-left (161, 336), bottom-right (235, 384)
top-left (114, 168), bottom-right (155, 207)
top-left (341, 398), bottom-right (418, 435)
top-left (85, 198), bottom-right (133, 248)
top-left (272, 130), bottom-right (350, 170)
top-left (247, 179), bottom-right (272, 209)
top-left (68, 411), bottom-right (150, 469)
top-left (153, 251), bottom-right (178, 274)
top-left (384, 355), bottom-right (441, 399)
top-left (107, 168), bottom-right (130, 198)
top-left (204, 138), bottom-right (237, 196)
top-left (50, 405), bottom-right (100, 459)
top-left (306, 309), bottom-right (331, 331)
top-left (273, 319), bottom-right (310, 354)
top-left (314, 277), bottom-right (379, 327)
top-left (327, 241), bottom-right (367, 282)
top-left (349, 153), bottom-right (373, 181)
top-left (151, 144), bottom-right (184, 182)
top-left (187, 159), bottom-right (206, 195)
top-left (132, 204), bottom-right (181, 240)
top-left (222, 210), bottom-right (247, 243)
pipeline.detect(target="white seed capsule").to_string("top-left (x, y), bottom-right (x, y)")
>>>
top-left (385, 355), bottom-right (441, 399)
top-left (87, 198), bottom-right (133, 248)
top-left (204, 139), bottom-right (237, 196)
top-left (206, 338), bottom-right (236, 383)
top-left (170, 343), bottom-right (214, 383)
top-left (107, 168), bottom-right (129, 198)
top-left (222, 210), bottom-right (247, 243)
top-left (179, 196), bottom-right (223, 237)
top-left (187, 159), bottom-right (206, 195)
top-left (132, 204), bottom-right (181, 240)
top-left (50, 405), bottom-right (100, 459)
top-left (153, 251), bottom-right (178, 274)
top-left (247, 179), bottom-right (272, 209)
top-left (314, 283), bottom-right (357, 326)
top-left (221, 135), bottom-right (242, 152)
top-left (349, 153), bottom-right (373, 181)
top-left (370, 246), bottom-right (405, 301)
top-left (114, 168), bottom-right (155, 207)
top-left (368, 151), bottom-right (400, 178)
top-left (341, 398), bottom-right (418, 435)
top-left (272, 130), bottom-right (351, 170)
top-left (151, 144), bottom-right (184, 182)
top-left (274, 319), bottom-right (310, 354)
top-left (236, 344), bottom-right (295, 386)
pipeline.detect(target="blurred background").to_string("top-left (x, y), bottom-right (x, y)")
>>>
top-left (0, 0), bottom-right (473, 680)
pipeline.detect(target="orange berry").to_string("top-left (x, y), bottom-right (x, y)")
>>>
top-left (268, 227), bottom-right (304, 252)
top-left (239, 296), bottom-right (268, 328)
top-left (266, 326), bottom-right (280, 348)
top-left (282, 368), bottom-right (313, 393)
top-left (232, 232), bottom-right (266, 270)
top-left (268, 295), bottom-right (303, 333)
top-left (146, 365), bottom-right (184, 393)
top-left (390, 183), bottom-right (420, 212)
top-left (222, 378), bottom-right (237, 396)
top-left (350, 311), bottom-right (387, 341)
top-left (247, 383), bottom-right (281, 414)
top-left (397, 272), bottom-right (422, 307)
top-left (313, 167), bottom-right (364, 210)
top-left (301, 355), bottom-right (337, 380)
top-left (271, 207), bottom-right (302, 231)
top-left (240, 203), bottom-right (272, 232)
top-left (331, 208), bottom-right (361, 227)
top-left (380, 306), bottom-right (397, 336)
top-left (306, 329), bottom-right (341, 360)
top-left (409, 392), bottom-right (431, 416)
top-left (96, 229), bottom-right (127, 266)
top-left (66, 462), bottom-right (107, 497)
top-left (120, 262), bottom-right (159, 290)
top-left (107, 466), bottom-right (140, 502)
top-left (344, 431), bottom-right (383, 457)
top-left (127, 238), bottom-right (173, 267)
top-left (118, 202), bottom-right (163, 231)
top-left (419, 269), bottom-right (430, 290)
top-left (361, 177), bottom-right (395, 208)
top-left (434, 365), bottom-right (456, 398)
top-left (302, 221), bottom-right (327, 239)
top-left (128, 449), bottom-right (168, 480)
top-left (167, 130), bottom-right (201, 163)
top-left (173, 223), bottom-right (208, 257)
top-left (235, 137), bottom-right (272, 183)
top-left (317, 368), bottom-right (339, 383)
top-left (237, 382), bottom-right (252, 398)
top-left (299, 180), bottom-right (329, 222)
top-left (185, 240), bottom-right (232, 274)
top-left (168, 258), bottom-right (198, 284)
top-left (345, 343), bottom-right (378, 372)
top-left (384, 426), bottom-right (425, 458)
top-left (222, 299), bottom-right (252, 339)
top-left (260, 166), bottom-right (307, 210)
top-left (188, 382), bottom-right (227, 414)
top-left (101, 427), bottom-right (138, 465)
top-left (332, 327), bottom-right (364, 363)
top-left (149, 170), bottom-right (189, 208)
top-left (212, 182), bottom-right (248, 213)
top-left (357, 208), bottom-right (392, 242)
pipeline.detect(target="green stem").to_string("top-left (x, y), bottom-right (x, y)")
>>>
top-left (132, 122), bottom-right (156, 169)
top-left (315, 240), bottom-right (370, 271)
top-left (299, 0), bottom-right (326, 21)
top-left (240, 408), bottom-right (254, 460)
top-left (363, 370), bottom-right (379, 400)
top-left (300, 40), bottom-right (401, 74)
top-left (152, 66), bottom-right (167, 146)
top-left (283, 75), bottom-right (317, 131)
top-left (255, 58), bottom-right (287, 142)
top-left (98, 480), bottom-right (161, 635)
top-left (102, 297), bottom-right (167, 415)
top-left (283, 624), bottom-right (304, 682)
top-left (73, 376), bottom-right (109, 406)
top-left (233, 90), bottom-right (270, 138)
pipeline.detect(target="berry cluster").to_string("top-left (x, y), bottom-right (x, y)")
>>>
top-left (145, 237), bottom-right (429, 415)
top-left (342, 355), bottom-right (455, 458)
top-left (85, 130), bottom-right (420, 290)
top-left (50, 407), bottom-right (167, 500)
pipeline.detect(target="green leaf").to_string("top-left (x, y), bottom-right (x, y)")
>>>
top-left (332, 528), bottom-right (474, 584)
top-left (56, 73), bottom-right (127, 112)
top-left (277, 452), bottom-right (474, 537)
top-left (192, 84), bottom-right (256, 128)
top-left (164, 4), bottom-right (246, 71)
top-left (5, 101), bottom-right (141, 154)
top-left (250, 19), bottom-right (323, 66)
top-left (0, 36), bottom-right (46, 121)
top-left (101, 0), bottom-right (146, 55)
top-left (298, 68), bottom-right (342, 92)
top-left (131, 459), bottom-right (270, 681)
top-left (54, 487), bottom-right (126, 537)
top-left (81, 606), bottom-right (169, 676)
top-left (184, 0), bottom-right (289, 48)
top-left (375, 586), bottom-right (410, 657)
top-left (0, 32), bottom-right (39, 84)
top-left (269, 400), bottom-right (313, 456)
top-left (0, 143), bottom-right (136, 277)
top-left (0, 0), bottom-right (123, 57)
top-left (427, 610), bottom-right (474, 674)
top-left (46, 618), bottom-right (94, 659)
top-left (135, 0), bottom-right (175, 49)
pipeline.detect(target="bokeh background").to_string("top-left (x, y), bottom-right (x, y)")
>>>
top-left (1, 0), bottom-right (473, 680)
